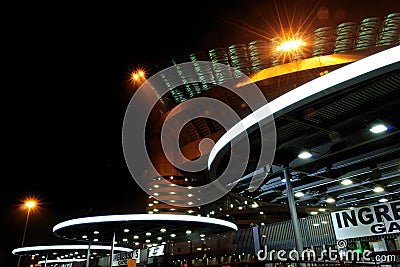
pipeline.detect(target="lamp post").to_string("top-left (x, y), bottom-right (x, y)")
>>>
top-left (17, 199), bottom-right (37, 267)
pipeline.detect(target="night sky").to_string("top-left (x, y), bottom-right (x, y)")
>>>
top-left (2, 1), bottom-right (399, 266)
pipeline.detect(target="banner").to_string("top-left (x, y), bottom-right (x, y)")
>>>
top-left (331, 200), bottom-right (400, 239)
top-left (148, 244), bottom-right (165, 257)
top-left (113, 249), bottom-right (140, 266)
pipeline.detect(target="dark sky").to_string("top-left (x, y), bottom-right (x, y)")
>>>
top-left (2, 1), bottom-right (399, 266)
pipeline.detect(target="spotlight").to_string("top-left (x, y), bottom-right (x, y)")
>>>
top-left (294, 192), bottom-right (304, 197)
top-left (373, 186), bottom-right (384, 193)
top-left (341, 179), bottom-right (353, 185)
top-left (369, 123), bottom-right (387, 134)
top-left (298, 150), bottom-right (312, 159)
top-left (326, 197), bottom-right (336, 203)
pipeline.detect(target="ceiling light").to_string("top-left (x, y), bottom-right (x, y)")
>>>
top-left (369, 123), bottom-right (388, 134)
top-left (341, 179), bottom-right (353, 185)
top-left (298, 150), bottom-right (312, 159)
top-left (373, 186), bottom-right (384, 193)
top-left (326, 197), bottom-right (336, 203)
top-left (310, 211), bottom-right (318, 215)
top-left (294, 192), bottom-right (304, 197)
top-left (378, 198), bottom-right (388, 203)
top-left (251, 202), bottom-right (259, 208)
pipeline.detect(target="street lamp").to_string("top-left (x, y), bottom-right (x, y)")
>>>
top-left (129, 68), bottom-right (148, 89)
top-left (17, 198), bottom-right (37, 267)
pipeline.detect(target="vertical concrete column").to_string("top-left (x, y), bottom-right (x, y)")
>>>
top-left (284, 167), bottom-right (304, 253)
top-left (86, 242), bottom-right (91, 267)
top-left (252, 225), bottom-right (261, 257)
top-left (109, 231), bottom-right (116, 267)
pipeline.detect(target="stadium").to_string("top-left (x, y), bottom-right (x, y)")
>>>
top-left (13, 10), bottom-right (400, 267)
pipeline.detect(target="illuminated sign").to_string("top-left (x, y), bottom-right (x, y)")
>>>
top-left (113, 249), bottom-right (140, 266)
top-left (148, 245), bottom-right (165, 257)
top-left (331, 200), bottom-right (400, 239)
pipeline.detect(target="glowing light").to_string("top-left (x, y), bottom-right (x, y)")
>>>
top-left (373, 186), bottom-right (384, 193)
top-left (53, 214), bottom-right (238, 234)
top-left (341, 179), bottom-right (353, 186)
top-left (12, 245), bottom-right (132, 254)
top-left (38, 259), bottom-right (86, 264)
top-left (298, 151), bottom-right (312, 159)
top-left (326, 197), bottom-right (336, 203)
top-left (277, 39), bottom-right (306, 51)
top-left (25, 201), bottom-right (36, 209)
top-left (294, 192), bottom-right (304, 197)
top-left (132, 73), bottom-right (139, 80)
top-left (129, 68), bottom-right (147, 86)
top-left (370, 124), bottom-right (387, 133)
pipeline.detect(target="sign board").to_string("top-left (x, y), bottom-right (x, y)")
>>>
top-left (148, 244), bottom-right (165, 257)
top-left (330, 200), bottom-right (400, 239)
top-left (113, 249), bottom-right (140, 266)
